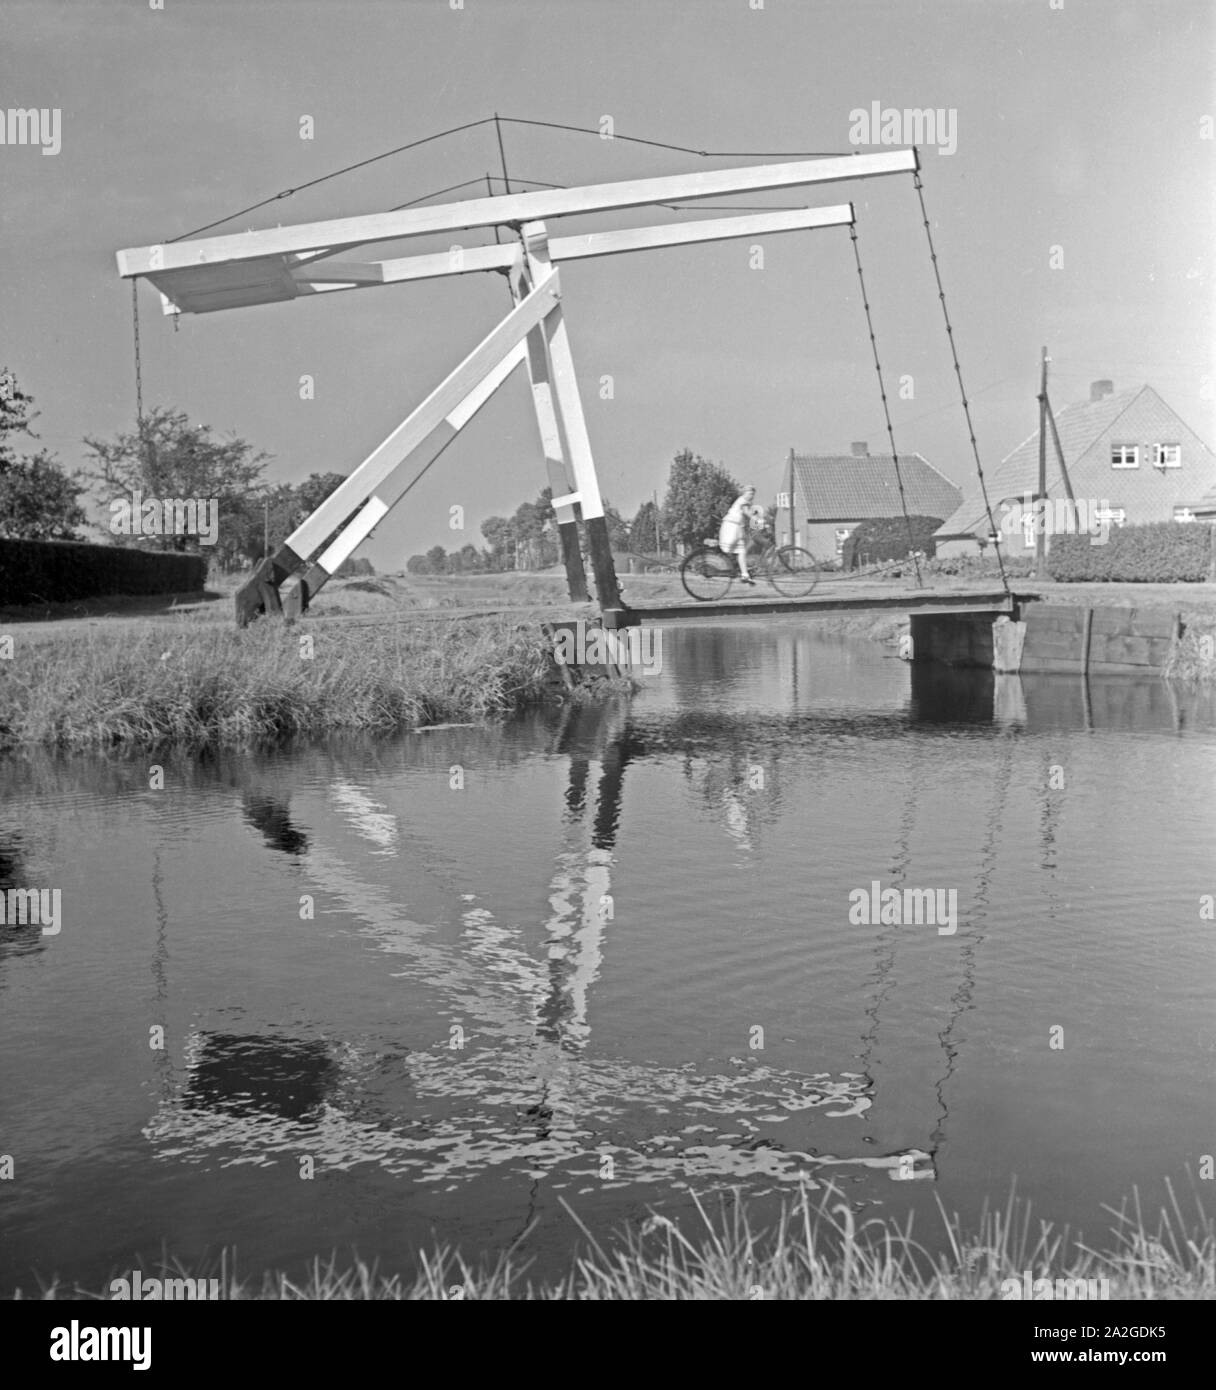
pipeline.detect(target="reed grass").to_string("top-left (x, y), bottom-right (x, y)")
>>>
top-left (18, 1181), bottom-right (1214, 1301)
top-left (1163, 622), bottom-right (1216, 684)
top-left (0, 615), bottom-right (556, 750)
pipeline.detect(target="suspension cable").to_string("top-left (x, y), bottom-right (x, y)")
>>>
top-left (849, 224), bottom-right (923, 588)
top-left (497, 115), bottom-right (844, 159)
top-left (168, 117), bottom-right (499, 241)
top-left (913, 170), bottom-right (1010, 595)
top-left (166, 115), bottom-right (851, 244)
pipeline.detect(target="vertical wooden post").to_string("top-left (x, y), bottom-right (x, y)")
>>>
top-left (513, 265), bottom-right (588, 602)
top-left (1081, 606), bottom-right (1094, 674)
top-left (523, 220), bottom-right (623, 616)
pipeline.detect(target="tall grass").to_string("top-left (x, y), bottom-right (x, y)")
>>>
top-left (20, 1182), bottom-right (1215, 1301)
top-left (0, 616), bottom-right (556, 750)
top-left (1163, 622), bottom-right (1216, 684)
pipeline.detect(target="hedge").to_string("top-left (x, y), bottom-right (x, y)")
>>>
top-left (1046, 521), bottom-right (1216, 583)
top-left (842, 515), bottom-right (942, 570)
top-left (0, 538), bottom-right (206, 605)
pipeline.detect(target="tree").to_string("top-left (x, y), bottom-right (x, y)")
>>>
top-left (481, 516), bottom-right (512, 570)
top-left (629, 499), bottom-right (663, 555)
top-left (85, 406), bottom-right (271, 554)
top-left (602, 499), bottom-right (631, 550)
top-left (0, 451), bottom-right (87, 540)
top-left (426, 544), bottom-right (448, 573)
top-left (0, 368), bottom-right (38, 464)
top-left (662, 448), bottom-right (739, 548)
top-left (0, 370), bottom-right (87, 540)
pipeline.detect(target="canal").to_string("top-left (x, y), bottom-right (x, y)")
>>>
top-left (1, 623), bottom-right (1213, 1291)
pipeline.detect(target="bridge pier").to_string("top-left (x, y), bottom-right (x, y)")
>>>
top-left (907, 611), bottom-right (1019, 670)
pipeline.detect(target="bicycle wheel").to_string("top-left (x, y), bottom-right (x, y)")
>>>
top-left (680, 546), bottom-right (734, 601)
top-left (768, 545), bottom-right (821, 598)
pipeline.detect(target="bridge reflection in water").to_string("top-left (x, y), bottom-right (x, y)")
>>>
top-left (141, 698), bottom-right (948, 1202)
top-left (134, 659), bottom-right (1212, 1221)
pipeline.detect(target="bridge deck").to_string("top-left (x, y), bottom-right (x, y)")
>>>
top-left (615, 586), bottom-right (1031, 624)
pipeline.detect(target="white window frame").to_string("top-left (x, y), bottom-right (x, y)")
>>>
top-left (1172, 506), bottom-right (1197, 523)
top-left (1095, 506), bottom-right (1126, 528)
top-left (1111, 443), bottom-right (1139, 469)
top-left (1153, 443), bottom-right (1181, 468)
top-left (1021, 514), bottom-right (1036, 548)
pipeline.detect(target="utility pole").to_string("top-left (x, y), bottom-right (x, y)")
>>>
top-left (787, 447), bottom-right (796, 547)
top-left (263, 496), bottom-right (270, 561)
top-left (1035, 346), bottom-right (1048, 575)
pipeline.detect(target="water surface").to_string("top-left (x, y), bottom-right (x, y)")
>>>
top-left (1, 624), bottom-right (1213, 1290)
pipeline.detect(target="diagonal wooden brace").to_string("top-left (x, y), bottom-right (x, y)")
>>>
top-left (236, 271), bottom-right (560, 624)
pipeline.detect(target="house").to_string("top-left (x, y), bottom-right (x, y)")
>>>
top-left (775, 442), bottom-right (963, 564)
top-left (935, 381), bottom-right (1216, 556)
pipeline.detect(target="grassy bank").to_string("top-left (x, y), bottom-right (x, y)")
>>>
top-left (0, 615), bottom-right (557, 750)
top-left (19, 1183), bottom-right (1214, 1300)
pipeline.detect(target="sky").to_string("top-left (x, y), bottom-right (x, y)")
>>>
top-left (2, 0), bottom-right (1213, 568)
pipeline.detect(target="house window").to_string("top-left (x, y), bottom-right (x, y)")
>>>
top-left (1095, 506), bottom-right (1126, 528)
top-left (1153, 443), bottom-right (1181, 468)
top-left (1021, 514), bottom-right (1036, 548)
top-left (1173, 507), bottom-right (1197, 522)
top-left (1111, 443), bottom-right (1139, 468)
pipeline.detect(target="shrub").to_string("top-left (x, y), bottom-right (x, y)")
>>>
top-left (0, 537), bottom-right (205, 605)
top-left (1047, 522), bottom-right (1215, 583)
top-left (924, 553), bottom-right (1035, 579)
top-left (842, 516), bottom-right (942, 570)
top-left (334, 556), bottom-right (375, 579)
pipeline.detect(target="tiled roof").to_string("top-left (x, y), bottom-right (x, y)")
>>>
top-left (791, 453), bottom-right (962, 522)
top-left (935, 386), bottom-right (1144, 536)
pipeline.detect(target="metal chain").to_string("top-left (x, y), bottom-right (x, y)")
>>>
top-left (131, 280), bottom-right (144, 427)
top-left (849, 224), bottom-right (924, 588)
top-left (913, 171), bottom-right (1010, 595)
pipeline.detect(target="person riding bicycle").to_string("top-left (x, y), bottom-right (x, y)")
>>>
top-left (718, 485), bottom-right (764, 585)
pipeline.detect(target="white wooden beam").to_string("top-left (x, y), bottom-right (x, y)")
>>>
top-left (522, 223), bottom-right (603, 523)
top-left (288, 203), bottom-right (854, 297)
top-left (285, 339), bottom-right (530, 602)
top-left (116, 151), bottom-right (915, 277)
top-left (157, 204), bottom-right (854, 314)
top-left (283, 271), bottom-right (559, 562)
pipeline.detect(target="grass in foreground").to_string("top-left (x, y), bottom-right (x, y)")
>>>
top-left (19, 1182), bottom-right (1215, 1301)
top-left (0, 614), bottom-right (557, 750)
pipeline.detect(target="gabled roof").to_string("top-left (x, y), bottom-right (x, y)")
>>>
top-left (791, 453), bottom-right (962, 522)
top-left (935, 385), bottom-right (1145, 536)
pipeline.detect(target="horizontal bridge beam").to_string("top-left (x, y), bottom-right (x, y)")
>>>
top-left (147, 203), bottom-right (856, 314)
top-left (284, 202), bottom-right (854, 300)
top-left (116, 150), bottom-right (915, 279)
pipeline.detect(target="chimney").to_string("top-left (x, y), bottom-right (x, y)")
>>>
top-left (1090, 379), bottom-right (1113, 403)
top-left (850, 441), bottom-right (869, 457)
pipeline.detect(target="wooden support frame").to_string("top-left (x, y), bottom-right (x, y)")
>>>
top-left (121, 149), bottom-right (918, 624)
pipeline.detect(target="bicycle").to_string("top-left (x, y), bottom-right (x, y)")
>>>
top-left (679, 533), bottom-right (823, 601)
